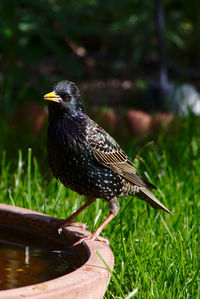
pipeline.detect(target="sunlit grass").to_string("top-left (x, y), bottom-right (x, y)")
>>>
top-left (0, 116), bottom-right (199, 298)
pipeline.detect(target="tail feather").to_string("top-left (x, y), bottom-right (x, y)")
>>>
top-left (140, 187), bottom-right (172, 215)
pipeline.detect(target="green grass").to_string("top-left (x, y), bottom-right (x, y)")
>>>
top-left (0, 116), bottom-right (199, 298)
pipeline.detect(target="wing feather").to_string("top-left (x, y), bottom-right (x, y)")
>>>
top-left (87, 123), bottom-right (156, 189)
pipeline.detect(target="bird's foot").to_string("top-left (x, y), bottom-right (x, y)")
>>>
top-left (50, 219), bottom-right (88, 235)
top-left (73, 233), bottom-right (110, 247)
top-left (57, 221), bottom-right (88, 234)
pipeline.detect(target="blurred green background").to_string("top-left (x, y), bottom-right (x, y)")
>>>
top-left (1, 0), bottom-right (200, 143)
top-left (1, 0), bottom-right (200, 95)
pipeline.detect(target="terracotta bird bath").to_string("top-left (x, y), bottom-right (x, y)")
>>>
top-left (0, 204), bottom-right (114, 299)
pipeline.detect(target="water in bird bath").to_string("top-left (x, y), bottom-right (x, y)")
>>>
top-left (0, 227), bottom-right (82, 290)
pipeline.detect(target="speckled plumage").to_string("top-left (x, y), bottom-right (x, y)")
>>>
top-left (44, 80), bottom-right (171, 241)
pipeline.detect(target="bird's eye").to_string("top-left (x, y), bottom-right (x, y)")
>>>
top-left (63, 94), bottom-right (72, 102)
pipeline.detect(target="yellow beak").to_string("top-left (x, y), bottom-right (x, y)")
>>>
top-left (44, 91), bottom-right (61, 102)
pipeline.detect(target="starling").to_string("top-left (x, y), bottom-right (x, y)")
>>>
top-left (44, 80), bottom-right (171, 243)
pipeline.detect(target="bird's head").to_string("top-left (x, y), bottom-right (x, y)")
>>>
top-left (44, 80), bottom-right (85, 118)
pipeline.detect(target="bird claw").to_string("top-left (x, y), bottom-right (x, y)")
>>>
top-left (72, 234), bottom-right (110, 247)
top-left (58, 227), bottom-right (64, 235)
top-left (57, 222), bottom-right (88, 234)
top-left (49, 219), bottom-right (88, 234)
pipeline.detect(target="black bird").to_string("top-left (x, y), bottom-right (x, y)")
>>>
top-left (44, 80), bottom-right (171, 243)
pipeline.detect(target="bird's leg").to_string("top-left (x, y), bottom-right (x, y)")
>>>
top-left (74, 197), bottom-right (120, 246)
top-left (89, 197), bottom-right (120, 240)
top-left (57, 197), bottom-right (95, 233)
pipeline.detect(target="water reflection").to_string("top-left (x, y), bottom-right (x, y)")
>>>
top-left (0, 228), bottom-right (82, 290)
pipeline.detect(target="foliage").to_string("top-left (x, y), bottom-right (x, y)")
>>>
top-left (1, 0), bottom-right (200, 114)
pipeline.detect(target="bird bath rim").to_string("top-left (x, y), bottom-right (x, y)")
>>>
top-left (0, 204), bottom-right (114, 299)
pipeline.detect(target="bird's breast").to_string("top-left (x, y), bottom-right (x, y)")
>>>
top-left (47, 122), bottom-right (93, 182)
top-left (47, 119), bottom-right (126, 199)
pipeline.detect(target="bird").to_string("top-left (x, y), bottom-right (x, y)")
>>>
top-left (44, 80), bottom-right (171, 244)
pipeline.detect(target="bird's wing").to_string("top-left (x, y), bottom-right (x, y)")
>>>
top-left (87, 123), bottom-right (156, 189)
